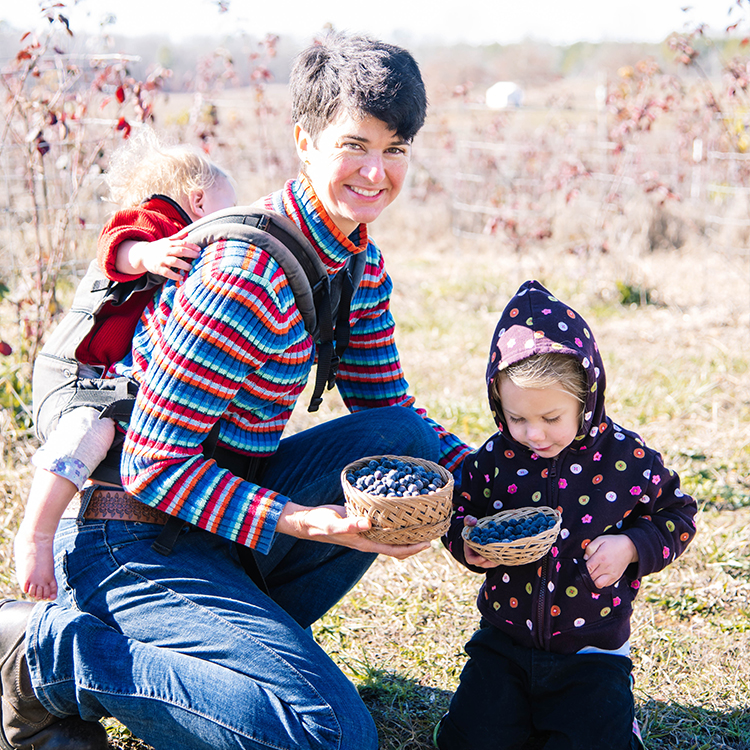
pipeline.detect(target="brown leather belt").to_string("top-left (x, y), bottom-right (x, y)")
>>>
top-left (62, 487), bottom-right (173, 525)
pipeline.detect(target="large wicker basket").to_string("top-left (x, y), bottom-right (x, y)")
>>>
top-left (462, 506), bottom-right (562, 565)
top-left (342, 455), bottom-right (454, 544)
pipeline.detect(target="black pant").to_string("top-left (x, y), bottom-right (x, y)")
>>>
top-left (436, 623), bottom-right (640, 750)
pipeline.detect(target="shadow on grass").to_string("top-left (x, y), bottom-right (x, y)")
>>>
top-left (356, 669), bottom-right (450, 750)
top-left (360, 672), bottom-right (750, 750)
top-left (637, 699), bottom-right (750, 750)
top-left (358, 670), bottom-right (545, 750)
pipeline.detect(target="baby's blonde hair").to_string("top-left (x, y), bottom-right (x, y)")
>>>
top-left (104, 126), bottom-right (232, 211)
top-left (492, 353), bottom-right (588, 426)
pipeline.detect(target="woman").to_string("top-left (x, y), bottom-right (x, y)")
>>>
top-left (0, 31), bottom-right (472, 750)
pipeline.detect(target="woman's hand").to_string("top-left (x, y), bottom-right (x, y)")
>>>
top-left (584, 534), bottom-right (638, 589)
top-left (462, 515), bottom-right (500, 569)
top-left (276, 501), bottom-right (430, 560)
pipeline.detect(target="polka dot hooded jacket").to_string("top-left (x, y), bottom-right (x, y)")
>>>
top-left (443, 280), bottom-right (697, 654)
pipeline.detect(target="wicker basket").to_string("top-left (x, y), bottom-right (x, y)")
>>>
top-left (342, 455), bottom-right (454, 544)
top-left (462, 506), bottom-right (562, 565)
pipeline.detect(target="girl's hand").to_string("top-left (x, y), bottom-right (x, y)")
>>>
top-left (584, 534), bottom-right (638, 589)
top-left (462, 515), bottom-right (500, 569)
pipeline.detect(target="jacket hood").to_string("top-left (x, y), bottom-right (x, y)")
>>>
top-left (486, 280), bottom-right (607, 452)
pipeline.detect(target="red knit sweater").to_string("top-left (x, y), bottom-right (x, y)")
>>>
top-left (76, 195), bottom-right (190, 367)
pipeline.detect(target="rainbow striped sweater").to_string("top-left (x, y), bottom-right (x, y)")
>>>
top-left (119, 175), bottom-right (471, 551)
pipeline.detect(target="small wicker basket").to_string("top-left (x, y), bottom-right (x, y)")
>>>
top-left (342, 455), bottom-right (454, 545)
top-left (462, 506), bottom-right (562, 566)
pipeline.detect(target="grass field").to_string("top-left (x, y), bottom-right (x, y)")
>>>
top-left (1, 144), bottom-right (749, 748)
top-left (310, 198), bottom-right (750, 750)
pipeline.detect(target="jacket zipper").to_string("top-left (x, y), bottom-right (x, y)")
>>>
top-left (535, 456), bottom-right (558, 649)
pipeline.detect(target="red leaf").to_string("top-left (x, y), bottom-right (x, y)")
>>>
top-left (116, 117), bottom-right (132, 138)
top-left (35, 134), bottom-right (50, 156)
top-left (0, 342), bottom-right (12, 356)
top-left (115, 86), bottom-right (125, 103)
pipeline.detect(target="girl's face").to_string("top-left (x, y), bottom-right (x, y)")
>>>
top-left (294, 112), bottom-right (411, 236)
top-left (498, 377), bottom-right (582, 459)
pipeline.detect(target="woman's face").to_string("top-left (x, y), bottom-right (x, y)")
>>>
top-left (294, 112), bottom-right (411, 236)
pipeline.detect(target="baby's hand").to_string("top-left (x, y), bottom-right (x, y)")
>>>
top-left (584, 534), bottom-right (638, 589)
top-left (116, 231), bottom-right (201, 279)
top-left (139, 233), bottom-right (201, 280)
top-left (463, 515), bottom-right (501, 569)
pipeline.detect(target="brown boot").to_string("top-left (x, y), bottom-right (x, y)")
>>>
top-left (0, 600), bottom-right (108, 750)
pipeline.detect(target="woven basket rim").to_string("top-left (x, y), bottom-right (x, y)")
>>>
top-left (342, 455), bottom-right (454, 508)
top-left (342, 454), bottom-right (452, 478)
top-left (462, 506), bottom-right (562, 565)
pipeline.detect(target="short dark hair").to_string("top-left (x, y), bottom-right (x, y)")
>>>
top-left (290, 31), bottom-right (427, 143)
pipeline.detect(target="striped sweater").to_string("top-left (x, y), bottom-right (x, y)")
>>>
top-left (119, 175), bottom-right (472, 552)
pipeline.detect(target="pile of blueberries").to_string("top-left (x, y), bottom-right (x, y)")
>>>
top-left (469, 512), bottom-right (557, 545)
top-left (346, 457), bottom-right (446, 498)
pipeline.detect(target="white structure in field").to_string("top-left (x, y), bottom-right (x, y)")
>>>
top-left (485, 81), bottom-right (523, 109)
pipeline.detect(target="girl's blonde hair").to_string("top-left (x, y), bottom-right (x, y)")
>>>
top-left (491, 353), bottom-right (588, 426)
top-left (104, 126), bottom-right (232, 211)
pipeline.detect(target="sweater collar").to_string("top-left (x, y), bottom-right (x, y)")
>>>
top-left (272, 174), bottom-right (369, 275)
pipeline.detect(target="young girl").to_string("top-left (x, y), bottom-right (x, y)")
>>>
top-left (438, 279), bottom-right (697, 750)
top-left (15, 127), bottom-right (236, 601)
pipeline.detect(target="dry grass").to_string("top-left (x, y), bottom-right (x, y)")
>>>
top-left (1, 165), bottom-right (749, 748)
top-left (311, 197), bottom-right (750, 749)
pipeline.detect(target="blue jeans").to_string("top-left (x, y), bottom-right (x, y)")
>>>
top-left (25, 406), bottom-right (440, 750)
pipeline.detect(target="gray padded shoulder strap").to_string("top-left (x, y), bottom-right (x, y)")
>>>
top-left (183, 207), bottom-right (328, 339)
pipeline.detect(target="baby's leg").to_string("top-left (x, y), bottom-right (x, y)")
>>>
top-left (16, 408), bottom-right (115, 600)
top-left (33, 406), bottom-right (116, 489)
top-left (15, 468), bottom-right (76, 600)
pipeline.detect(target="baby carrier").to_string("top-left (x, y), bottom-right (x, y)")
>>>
top-left (32, 205), bottom-right (367, 486)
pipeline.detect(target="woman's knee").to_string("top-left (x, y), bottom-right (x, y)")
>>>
top-left (376, 406), bottom-right (440, 461)
top-left (335, 701), bottom-right (378, 750)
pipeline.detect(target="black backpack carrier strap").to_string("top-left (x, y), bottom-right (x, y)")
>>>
top-left (97, 378), bottom-right (139, 421)
top-left (150, 517), bottom-right (186, 557)
top-left (183, 206), bottom-right (365, 412)
top-left (307, 282), bottom-right (335, 412)
top-left (331, 267), bottom-right (356, 386)
top-left (310, 243), bottom-right (367, 406)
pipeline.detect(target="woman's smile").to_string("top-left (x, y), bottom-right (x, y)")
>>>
top-left (295, 113), bottom-right (411, 236)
